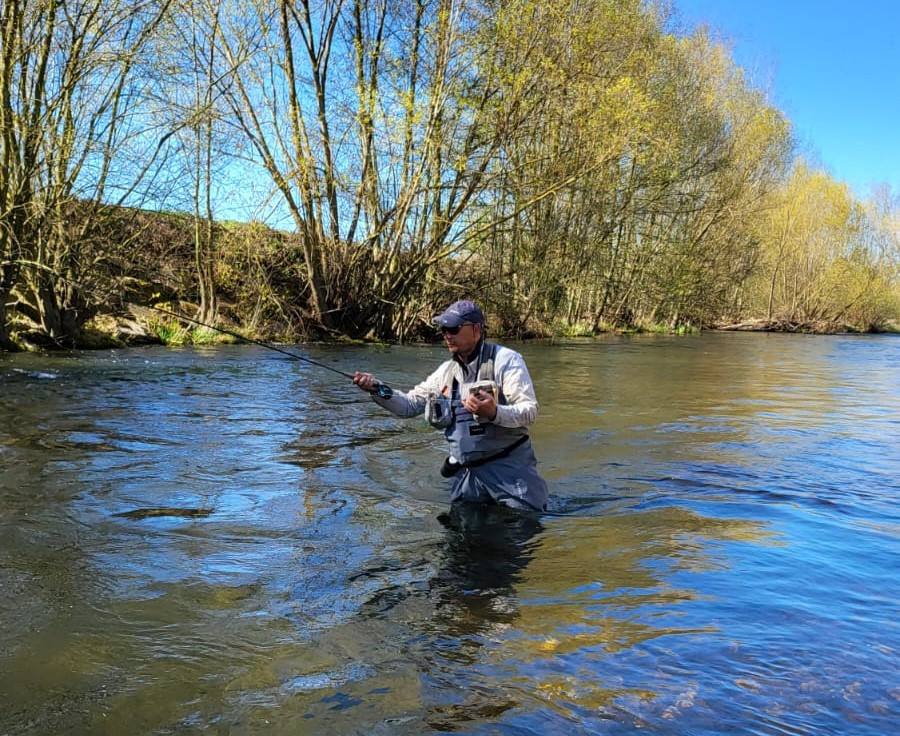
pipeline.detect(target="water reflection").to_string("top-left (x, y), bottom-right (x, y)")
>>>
top-left (229, 503), bottom-right (546, 733)
top-left (430, 503), bottom-right (544, 635)
top-left (420, 504), bottom-right (545, 730)
top-left (434, 506), bottom-right (773, 727)
top-left (2, 336), bottom-right (899, 735)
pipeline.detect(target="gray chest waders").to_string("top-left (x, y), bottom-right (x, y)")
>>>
top-left (439, 342), bottom-right (528, 474)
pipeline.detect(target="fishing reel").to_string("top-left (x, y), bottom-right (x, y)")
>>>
top-left (372, 381), bottom-right (393, 400)
top-left (426, 391), bottom-right (453, 428)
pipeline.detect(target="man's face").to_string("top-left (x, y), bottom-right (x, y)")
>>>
top-left (442, 322), bottom-right (481, 358)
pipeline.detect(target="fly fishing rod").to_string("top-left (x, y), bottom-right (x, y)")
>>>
top-left (151, 304), bottom-right (393, 398)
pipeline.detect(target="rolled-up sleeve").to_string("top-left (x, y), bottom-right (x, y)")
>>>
top-left (493, 349), bottom-right (539, 428)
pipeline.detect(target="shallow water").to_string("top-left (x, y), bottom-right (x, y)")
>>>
top-left (1, 332), bottom-right (898, 735)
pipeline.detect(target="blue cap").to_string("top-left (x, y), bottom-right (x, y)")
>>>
top-left (432, 300), bottom-right (485, 328)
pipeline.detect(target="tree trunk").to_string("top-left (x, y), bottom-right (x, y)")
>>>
top-left (0, 293), bottom-right (15, 350)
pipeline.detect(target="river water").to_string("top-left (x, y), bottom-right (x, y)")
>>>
top-left (1, 332), bottom-right (898, 735)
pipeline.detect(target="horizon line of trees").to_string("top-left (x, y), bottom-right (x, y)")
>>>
top-left (2, 0), bottom-right (898, 350)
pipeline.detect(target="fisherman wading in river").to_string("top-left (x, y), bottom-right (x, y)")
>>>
top-left (353, 300), bottom-right (549, 511)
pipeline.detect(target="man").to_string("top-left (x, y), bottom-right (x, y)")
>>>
top-left (353, 299), bottom-right (548, 511)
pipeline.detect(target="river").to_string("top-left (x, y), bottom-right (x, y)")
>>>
top-left (1, 332), bottom-right (898, 735)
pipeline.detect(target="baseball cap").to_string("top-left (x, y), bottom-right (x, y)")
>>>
top-left (432, 300), bottom-right (485, 328)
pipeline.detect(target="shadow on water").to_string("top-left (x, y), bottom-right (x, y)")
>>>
top-left (420, 504), bottom-right (545, 728)
top-left (430, 503), bottom-right (544, 629)
top-left (272, 499), bottom-right (776, 735)
top-left (113, 507), bottom-right (215, 520)
top-left (353, 503), bottom-right (543, 630)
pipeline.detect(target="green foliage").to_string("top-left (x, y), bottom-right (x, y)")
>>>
top-left (149, 320), bottom-right (233, 347)
top-left (3, 0), bottom-right (897, 349)
top-left (190, 328), bottom-right (223, 346)
top-left (554, 321), bottom-right (596, 338)
top-left (151, 320), bottom-right (190, 346)
top-left (740, 161), bottom-right (900, 330)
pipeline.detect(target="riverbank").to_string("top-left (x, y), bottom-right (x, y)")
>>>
top-left (714, 318), bottom-right (900, 335)
top-left (8, 305), bottom-right (898, 352)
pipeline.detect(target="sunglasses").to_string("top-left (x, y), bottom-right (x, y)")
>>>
top-left (441, 323), bottom-right (474, 336)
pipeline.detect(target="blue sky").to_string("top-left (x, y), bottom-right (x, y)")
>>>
top-left (673, 0), bottom-right (900, 199)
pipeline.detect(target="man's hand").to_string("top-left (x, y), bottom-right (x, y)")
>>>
top-left (463, 389), bottom-right (497, 421)
top-left (353, 371), bottom-right (378, 393)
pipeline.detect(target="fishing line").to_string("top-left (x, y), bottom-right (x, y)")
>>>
top-left (151, 304), bottom-right (393, 398)
top-left (1, 263), bottom-right (394, 397)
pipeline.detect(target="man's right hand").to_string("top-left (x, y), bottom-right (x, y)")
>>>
top-left (353, 371), bottom-right (377, 393)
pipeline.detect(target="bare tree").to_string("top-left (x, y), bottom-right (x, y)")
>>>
top-left (161, 0), bottom-right (231, 327)
top-left (0, 0), bottom-right (173, 348)
top-left (205, 0), bottom-right (588, 338)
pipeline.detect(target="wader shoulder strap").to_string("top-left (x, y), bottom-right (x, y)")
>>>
top-left (477, 342), bottom-right (499, 382)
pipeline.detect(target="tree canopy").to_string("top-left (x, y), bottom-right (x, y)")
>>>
top-left (2, 0), bottom-right (897, 349)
